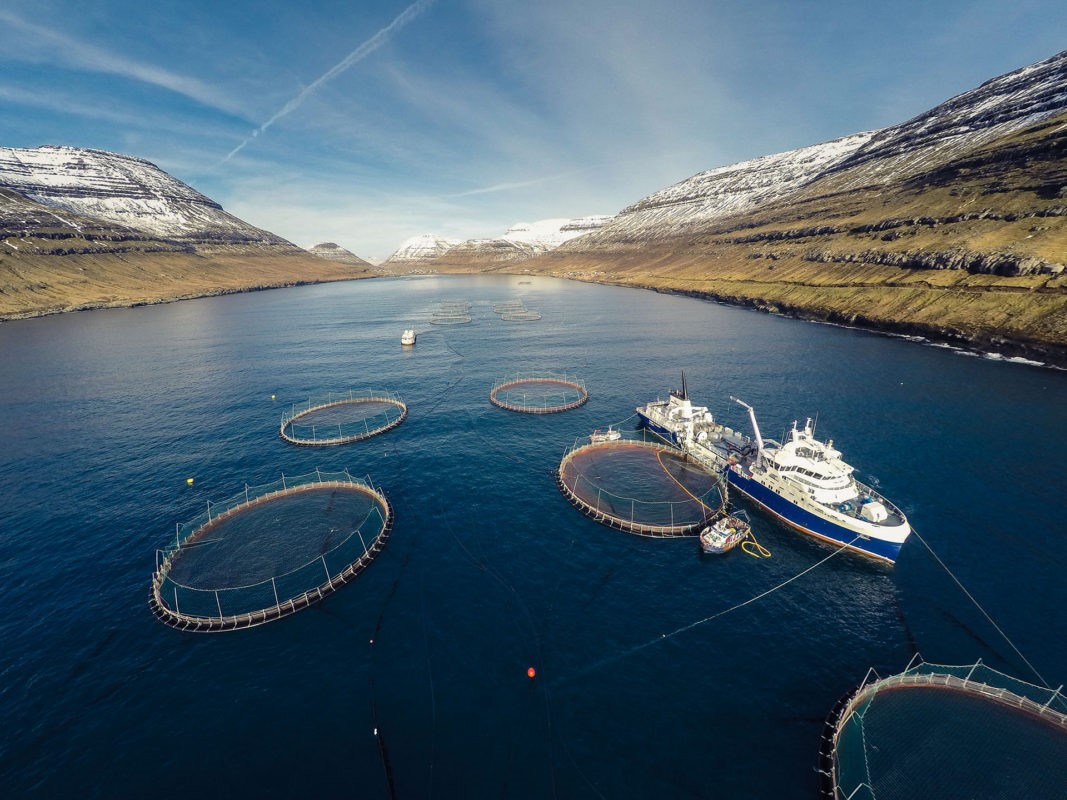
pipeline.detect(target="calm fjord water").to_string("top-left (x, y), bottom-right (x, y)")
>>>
top-left (1, 275), bottom-right (1064, 798)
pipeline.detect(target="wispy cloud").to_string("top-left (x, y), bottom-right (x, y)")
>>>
top-left (446, 172), bottom-right (577, 198)
top-left (222, 0), bottom-right (436, 163)
top-left (0, 9), bottom-right (243, 116)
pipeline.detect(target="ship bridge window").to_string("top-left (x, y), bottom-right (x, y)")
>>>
top-left (783, 465), bottom-right (831, 481)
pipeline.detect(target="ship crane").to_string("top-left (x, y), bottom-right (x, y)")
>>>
top-left (731, 397), bottom-right (765, 464)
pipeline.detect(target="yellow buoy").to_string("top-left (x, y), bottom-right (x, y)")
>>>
top-left (186, 477), bottom-right (194, 486)
top-left (271, 394), bottom-right (276, 400)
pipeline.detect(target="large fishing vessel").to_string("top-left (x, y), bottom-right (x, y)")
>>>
top-left (637, 380), bottom-right (911, 563)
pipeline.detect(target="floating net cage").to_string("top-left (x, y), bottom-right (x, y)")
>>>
top-left (489, 372), bottom-right (588, 413)
top-left (279, 391), bottom-right (406, 446)
top-left (150, 470), bottom-right (393, 632)
top-left (493, 300), bottom-right (525, 314)
top-left (820, 656), bottom-right (1067, 800)
top-left (557, 429), bottom-right (726, 536)
top-left (492, 299), bottom-right (540, 321)
top-left (430, 299), bottom-right (473, 325)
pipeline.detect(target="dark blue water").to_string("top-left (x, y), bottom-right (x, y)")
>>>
top-left (1, 275), bottom-right (1064, 798)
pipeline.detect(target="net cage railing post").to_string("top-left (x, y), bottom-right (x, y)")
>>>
top-left (150, 470), bottom-right (393, 632)
top-left (279, 390), bottom-right (407, 446)
top-left (489, 372), bottom-right (589, 414)
top-left (820, 656), bottom-right (1067, 799)
top-left (556, 431), bottom-right (725, 537)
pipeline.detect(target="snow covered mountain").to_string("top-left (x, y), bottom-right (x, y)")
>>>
top-left (308, 242), bottom-right (375, 269)
top-left (606, 132), bottom-right (877, 240)
top-left (0, 145), bottom-right (292, 247)
top-left (567, 49), bottom-right (1067, 252)
top-left (501, 216), bottom-right (614, 248)
top-left (383, 216), bottom-right (613, 268)
top-left (0, 146), bottom-right (364, 319)
top-left (528, 49), bottom-right (1066, 365)
top-left (383, 233), bottom-right (463, 264)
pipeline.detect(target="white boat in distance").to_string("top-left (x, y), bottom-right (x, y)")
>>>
top-left (401, 329), bottom-right (416, 346)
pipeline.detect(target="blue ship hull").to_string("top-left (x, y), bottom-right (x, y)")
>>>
top-left (636, 412), bottom-right (681, 447)
top-left (726, 470), bottom-right (903, 563)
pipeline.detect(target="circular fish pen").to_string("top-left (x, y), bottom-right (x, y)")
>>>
top-left (431, 299), bottom-right (473, 325)
top-left (430, 311), bottom-right (472, 325)
top-left (821, 657), bottom-right (1067, 799)
top-left (493, 299), bottom-right (540, 321)
top-left (489, 373), bottom-right (588, 413)
top-left (279, 391), bottom-right (406, 445)
top-left (493, 300), bottom-right (525, 314)
top-left (557, 430), bottom-right (725, 537)
top-left (150, 470), bottom-right (393, 632)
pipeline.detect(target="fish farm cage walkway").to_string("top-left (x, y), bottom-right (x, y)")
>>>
top-left (489, 373), bottom-right (588, 413)
top-left (150, 470), bottom-right (393, 632)
top-left (557, 431), bottom-right (726, 537)
top-left (820, 655), bottom-right (1067, 800)
top-left (279, 390), bottom-right (407, 446)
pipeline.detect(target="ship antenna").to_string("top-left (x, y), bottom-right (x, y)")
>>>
top-left (681, 371), bottom-right (688, 400)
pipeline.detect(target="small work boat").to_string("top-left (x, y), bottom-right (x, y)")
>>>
top-left (699, 511), bottom-right (751, 554)
top-left (401, 329), bottom-right (416, 346)
top-left (589, 426), bottom-right (622, 443)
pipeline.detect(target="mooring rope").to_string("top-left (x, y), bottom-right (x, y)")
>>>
top-left (741, 535), bottom-right (772, 559)
top-left (909, 527), bottom-right (1050, 688)
top-left (556, 536), bottom-right (859, 686)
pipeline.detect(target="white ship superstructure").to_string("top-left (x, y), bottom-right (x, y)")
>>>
top-left (638, 378), bottom-right (911, 563)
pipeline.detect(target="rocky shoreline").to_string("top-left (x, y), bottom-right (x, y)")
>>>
top-left (631, 282), bottom-right (1067, 369)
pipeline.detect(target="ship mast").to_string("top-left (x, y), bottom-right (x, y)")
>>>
top-left (731, 397), bottom-right (765, 463)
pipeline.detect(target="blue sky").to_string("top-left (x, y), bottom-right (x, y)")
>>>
top-left (2, 0), bottom-right (1065, 261)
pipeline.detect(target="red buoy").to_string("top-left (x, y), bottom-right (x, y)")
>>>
top-left (527, 667), bottom-right (536, 679)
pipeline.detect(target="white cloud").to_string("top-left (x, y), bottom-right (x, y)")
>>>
top-left (0, 9), bottom-right (245, 116)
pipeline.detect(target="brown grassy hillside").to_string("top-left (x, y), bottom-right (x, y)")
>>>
top-left (0, 247), bottom-right (368, 319)
top-left (492, 114), bottom-right (1067, 364)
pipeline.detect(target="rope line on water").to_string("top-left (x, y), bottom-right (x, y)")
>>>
top-left (557, 536), bottom-right (860, 686)
top-left (609, 412), bottom-right (639, 429)
top-left (910, 526), bottom-right (1050, 688)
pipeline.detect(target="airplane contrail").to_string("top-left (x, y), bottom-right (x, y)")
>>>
top-left (222, 0), bottom-right (435, 162)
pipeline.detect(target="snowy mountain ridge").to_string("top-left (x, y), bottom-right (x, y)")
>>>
top-left (0, 145), bottom-right (289, 245)
top-left (385, 216), bottom-right (614, 264)
top-left (567, 49), bottom-right (1067, 250)
top-left (384, 233), bottom-right (463, 263)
